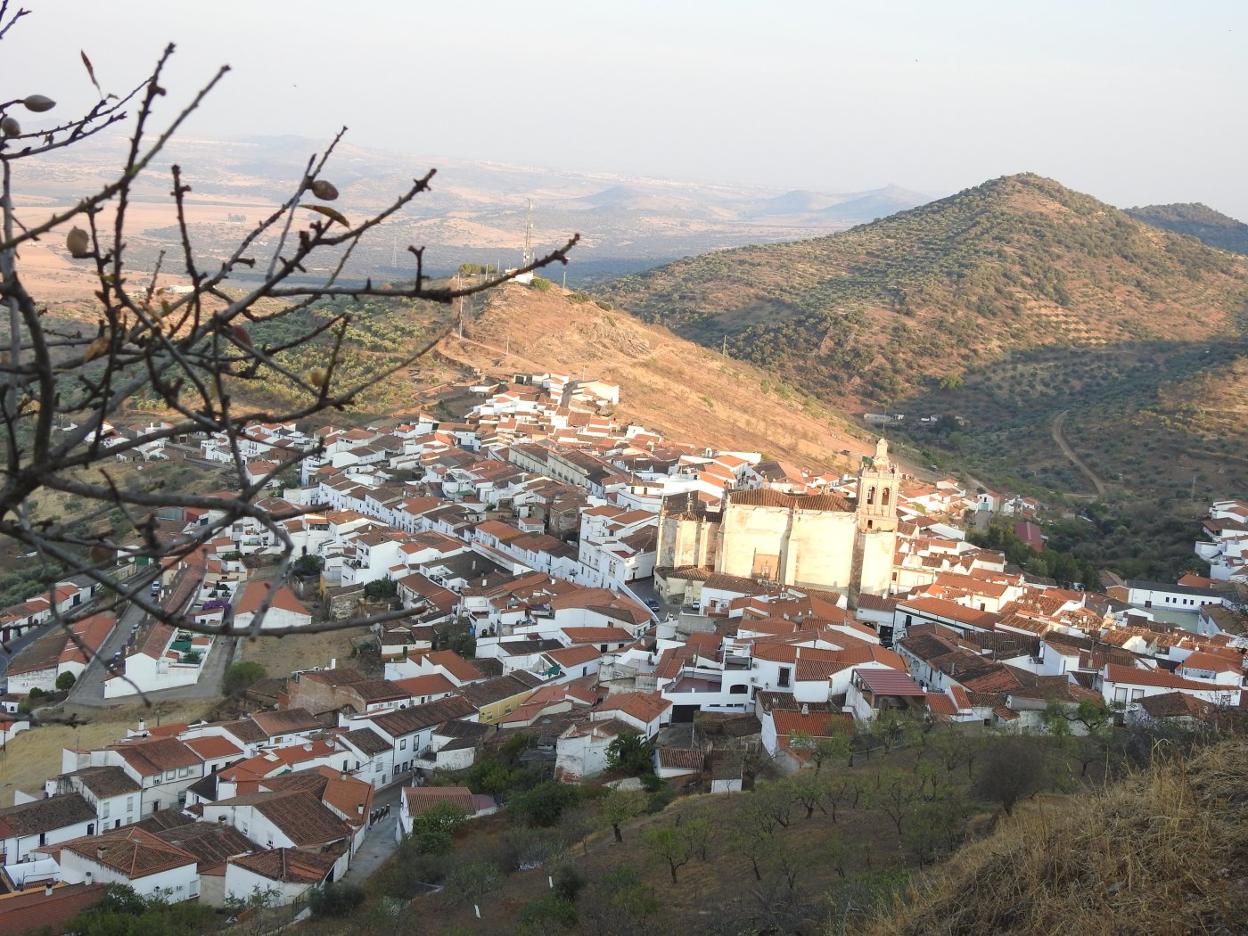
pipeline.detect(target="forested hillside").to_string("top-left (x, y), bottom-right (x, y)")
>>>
top-left (601, 174), bottom-right (1248, 502)
top-left (1126, 202), bottom-right (1248, 254)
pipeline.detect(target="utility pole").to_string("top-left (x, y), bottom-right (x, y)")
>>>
top-left (456, 272), bottom-right (464, 338)
top-left (721, 335), bottom-right (728, 357)
top-left (523, 200), bottom-right (534, 268)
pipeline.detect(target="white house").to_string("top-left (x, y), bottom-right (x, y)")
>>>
top-left (395, 786), bottom-right (497, 843)
top-left (224, 848), bottom-right (337, 907)
top-left (44, 766), bottom-right (143, 834)
top-left (231, 581), bottom-right (313, 632)
top-left (52, 827), bottom-right (199, 902)
top-left (1097, 663), bottom-right (1242, 711)
top-left (0, 793), bottom-right (98, 862)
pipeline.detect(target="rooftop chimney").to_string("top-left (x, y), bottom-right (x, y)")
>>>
top-left (44, 884), bottom-right (54, 897)
top-left (801, 703), bottom-right (809, 716)
top-left (303, 742), bottom-right (313, 752)
top-left (96, 846), bottom-right (106, 860)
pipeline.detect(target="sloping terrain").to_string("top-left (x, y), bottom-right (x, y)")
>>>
top-left (439, 282), bottom-right (873, 471)
top-left (601, 174), bottom-right (1248, 501)
top-left (602, 173), bottom-right (1248, 402)
top-left (1126, 202), bottom-right (1248, 254)
top-left (868, 738), bottom-right (1248, 936)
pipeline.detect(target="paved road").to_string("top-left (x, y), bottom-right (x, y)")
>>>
top-left (343, 784), bottom-right (403, 884)
top-left (0, 621), bottom-right (53, 684)
top-left (65, 601), bottom-right (145, 704)
top-left (68, 573), bottom-right (236, 708)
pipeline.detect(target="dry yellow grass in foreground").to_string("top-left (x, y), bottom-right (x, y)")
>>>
top-left (868, 737), bottom-right (1248, 936)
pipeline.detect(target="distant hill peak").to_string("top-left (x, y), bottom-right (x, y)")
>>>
top-left (1125, 202), bottom-right (1248, 254)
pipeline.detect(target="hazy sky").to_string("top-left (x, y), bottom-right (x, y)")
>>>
top-left (8, 1), bottom-right (1247, 215)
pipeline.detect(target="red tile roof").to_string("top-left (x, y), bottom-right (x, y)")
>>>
top-left (60, 826), bottom-right (196, 877)
top-left (234, 581), bottom-right (310, 617)
top-left (229, 847), bottom-right (336, 884)
top-left (597, 691), bottom-right (671, 724)
top-left (392, 673), bottom-right (457, 697)
top-left (854, 668), bottom-right (926, 697)
top-left (185, 735), bottom-right (243, 761)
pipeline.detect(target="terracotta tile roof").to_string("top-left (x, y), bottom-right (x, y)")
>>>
top-left (925, 692), bottom-right (959, 717)
top-left (1140, 691), bottom-right (1217, 719)
top-left (221, 791), bottom-right (351, 847)
top-left (421, 650), bottom-right (484, 683)
top-left (61, 826), bottom-right (196, 877)
top-left (63, 766), bottom-right (141, 798)
top-left (234, 580), bottom-right (310, 617)
top-left (772, 710), bottom-right (854, 746)
top-left (184, 735), bottom-right (244, 761)
top-left (460, 672), bottom-right (543, 708)
top-left (109, 737), bottom-right (201, 776)
top-left (339, 726), bottom-right (392, 756)
top-left (560, 626), bottom-right (634, 644)
top-left (1103, 663), bottom-right (1221, 692)
top-left (853, 668), bottom-right (926, 697)
top-left (220, 718), bottom-right (269, 744)
top-left (403, 785), bottom-right (472, 817)
top-left (544, 644), bottom-right (603, 668)
top-left (229, 847), bottom-right (337, 883)
top-left (392, 673), bottom-right (457, 698)
top-left (0, 883), bottom-right (106, 935)
top-left (368, 695), bottom-right (476, 736)
top-left (153, 822), bottom-right (255, 873)
top-left (899, 595), bottom-right (1002, 627)
top-left (729, 488), bottom-right (851, 512)
top-left (856, 593), bottom-right (899, 612)
top-left (0, 793), bottom-right (95, 839)
top-left (657, 748), bottom-right (706, 771)
top-left (249, 708), bottom-right (321, 737)
top-left (597, 691), bottom-right (671, 724)
top-left (314, 768), bottom-right (373, 827)
top-left (1177, 651), bottom-right (1242, 675)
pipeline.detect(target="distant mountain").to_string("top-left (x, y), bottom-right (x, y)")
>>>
top-left (746, 185), bottom-right (929, 222)
top-left (22, 132), bottom-right (929, 286)
top-left (1125, 202), bottom-right (1248, 254)
top-left (601, 173), bottom-right (1248, 501)
top-left (812, 185), bottom-right (930, 223)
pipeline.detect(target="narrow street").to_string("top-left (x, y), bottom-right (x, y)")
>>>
top-left (68, 571), bottom-right (237, 708)
top-left (342, 783), bottom-right (404, 883)
top-left (0, 620), bottom-right (51, 682)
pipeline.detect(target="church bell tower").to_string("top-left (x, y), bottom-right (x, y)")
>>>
top-left (857, 438), bottom-right (899, 533)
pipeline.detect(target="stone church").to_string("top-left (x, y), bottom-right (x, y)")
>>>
top-left (657, 439), bottom-right (899, 599)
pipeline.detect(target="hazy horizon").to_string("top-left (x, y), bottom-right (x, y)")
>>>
top-left (7, 0), bottom-right (1246, 218)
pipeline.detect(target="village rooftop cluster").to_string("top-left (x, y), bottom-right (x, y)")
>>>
top-left (0, 372), bottom-right (1244, 924)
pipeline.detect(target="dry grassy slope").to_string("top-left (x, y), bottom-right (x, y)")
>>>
top-left (439, 283), bottom-right (874, 471)
top-left (868, 738), bottom-right (1248, 936)
top-left (602, 173), bottom-right (1248, 405)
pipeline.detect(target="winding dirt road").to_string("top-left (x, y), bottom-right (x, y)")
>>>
top-left (1050, 409), bottom-right (1107, 498)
